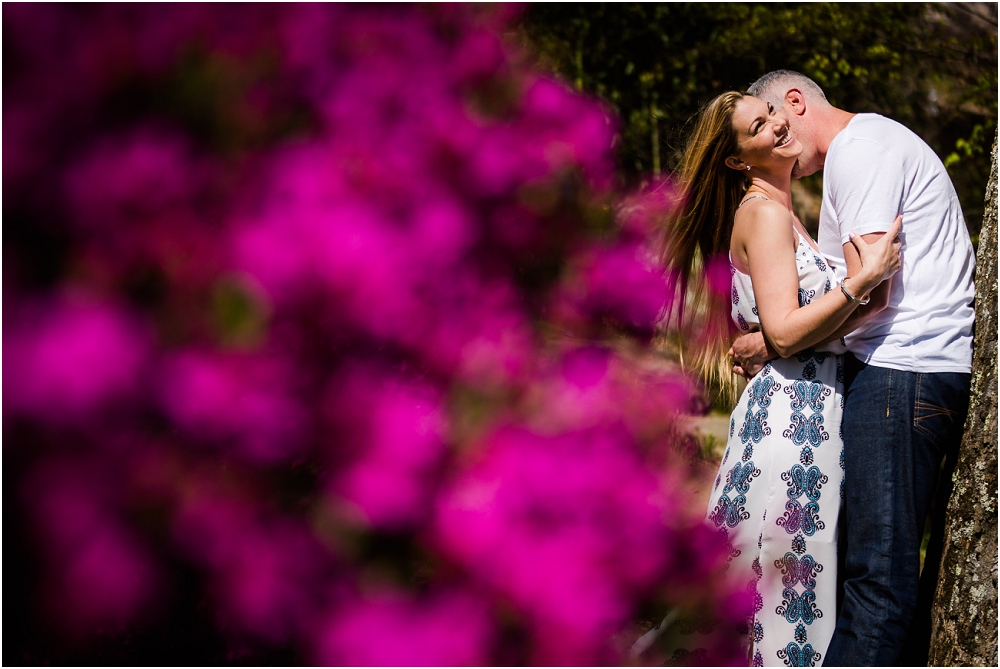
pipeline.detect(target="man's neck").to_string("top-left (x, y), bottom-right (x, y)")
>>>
top-left (813, 107), bottom-right (857, 163)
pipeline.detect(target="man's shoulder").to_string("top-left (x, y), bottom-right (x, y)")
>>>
top-left (845, 112), bottom-right (907, 134)
top-left (831, 113), bottom-right (924, 157)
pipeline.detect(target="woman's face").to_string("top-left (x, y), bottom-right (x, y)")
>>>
top-left (729, 95), bottom-right (801, 170)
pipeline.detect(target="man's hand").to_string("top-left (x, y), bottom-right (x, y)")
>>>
top-left (729, 331), bottom-right (776, 379)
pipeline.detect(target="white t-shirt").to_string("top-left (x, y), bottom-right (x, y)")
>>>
top-left (818, 113), bottom-right (975, 373)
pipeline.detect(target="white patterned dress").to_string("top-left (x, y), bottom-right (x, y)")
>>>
top-left (707, 230), bottom-right (847, 667)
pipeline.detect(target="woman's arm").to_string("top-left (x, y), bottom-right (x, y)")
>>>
top-left (729, 229), bottom-right (897, 376)
top-left (820, 278), bottom-right (891, 343)
top-left (737, 203), bottom-right (900, 358)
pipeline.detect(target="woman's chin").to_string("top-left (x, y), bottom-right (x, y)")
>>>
top-left (774, 143), bottom-right (802, 161)
top-left (761, 153), bottom-right (801, 174)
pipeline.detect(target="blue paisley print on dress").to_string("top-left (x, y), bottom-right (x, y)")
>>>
top-left (708, 231), bottom-right (845, 665)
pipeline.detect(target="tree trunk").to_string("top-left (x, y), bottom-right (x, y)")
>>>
top-left (928, 130), bottom-right (998, 666)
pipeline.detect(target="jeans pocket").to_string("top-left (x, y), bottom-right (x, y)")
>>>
top-left (913, 375), bottom-right (959, 441)
top-left (913, 400), bottom-right (957, 438)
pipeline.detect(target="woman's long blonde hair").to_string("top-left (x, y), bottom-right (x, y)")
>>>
top-left (662, 91), bottom-right (749, 405)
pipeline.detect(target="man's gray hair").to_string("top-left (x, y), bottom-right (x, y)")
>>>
top-left (748, 70), bottom-right (830, 107)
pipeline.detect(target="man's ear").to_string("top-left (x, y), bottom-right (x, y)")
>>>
top-left (724, 155), bottom-right (746, 171)
top-left (785, 88), bottom-right (807, 116)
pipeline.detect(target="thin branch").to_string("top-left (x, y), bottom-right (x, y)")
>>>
top-left (951, 2), bottom-right (999, 28)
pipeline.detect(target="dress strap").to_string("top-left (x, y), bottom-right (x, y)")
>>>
top-left (737, 194), bottom-right (769, 210)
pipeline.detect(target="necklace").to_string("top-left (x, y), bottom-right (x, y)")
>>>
top-left (737, 194), bottom-right (769, 210)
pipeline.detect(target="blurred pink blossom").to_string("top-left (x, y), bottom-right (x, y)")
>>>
top-left (434, 425), bottom-right (687, 664)
top-left (5, 4), bottom-right (741, 665)
top-left (171, 492), bottom-right (326, 643)
top-left (582, 241), bottom-right (668, 327)
top-left (317, 590), bottom-right (494, 666)
top-left (4, 299), bottom-right (148, 421)
top-left (326, 369), bottom-right (447, 530)
top-left (158, 351), bottom-right (305, 463)
top-left (25, 459), bottom-right (160, 631)
top-left (704, 253), bottom-right (733, 297)
top-left (64, 130), bottom-right (199, 230)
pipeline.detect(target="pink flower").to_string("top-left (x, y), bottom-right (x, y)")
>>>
top-left (577, 241), bottom-right (668, 327)
top-left (5, 5), bottom-right (746, 663)
top-left (172, 495), bottom-right (326, 642)
top-left (158, 351), bottom-right (305, 463)
top-left (616, 179), bottom-right (683, 237)
top-left (51, 524), bottom-right (158, 630)
top-left (4, 299), bottom-right (148, 421)
top-left (213, 526), bottom-right (323, 642)
top-left (452, 27), bottom-right (506, 83)
top-left (327, 370), bottom-right (447, 529)
top-left (316, 590), bottom-right (493, 666)
top-left (704, 252), bottom-right (733, 297)
top-left (415, 278), bottom-right (535, 384)
top-left (434, 424), bottom-right (685, 664)
top-left (64, 130), bottom-right (200, 230)
top-left (25, 459), bottom-right (159, 631)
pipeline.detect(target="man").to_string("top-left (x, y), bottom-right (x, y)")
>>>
top-left (731, 70), bottom-right (975, 665)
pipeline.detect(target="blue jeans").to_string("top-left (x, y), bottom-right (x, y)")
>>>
top-left (824, 355), bottom-right (970, 666)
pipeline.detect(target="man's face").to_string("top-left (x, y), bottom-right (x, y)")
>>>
top-left (782, 100), bottom-right (822, 178)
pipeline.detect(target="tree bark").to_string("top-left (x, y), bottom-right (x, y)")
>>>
top-left (928, 130), bottom-right (998, 666)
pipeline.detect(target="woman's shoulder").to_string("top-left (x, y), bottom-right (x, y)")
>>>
top-left (731, 198), bottom-right (797, 264)
top-left (735, 197), bottom-right (789, 221)
top-left (733, 198), bottom-right (793, 237)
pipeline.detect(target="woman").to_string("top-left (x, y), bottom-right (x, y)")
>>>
top-left (664, 92), bottom-right (901, 666)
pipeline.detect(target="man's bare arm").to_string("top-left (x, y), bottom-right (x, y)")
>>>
top-left (843, 231), bottom-right (887, 284)
top-left (729, 330), bottom-right (777, 379)
top-left (821, 280), bottom-right (891, 343)
top-left (825, 230), bottom-right (893, 340)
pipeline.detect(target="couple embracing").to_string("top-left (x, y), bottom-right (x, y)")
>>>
top-left (671, 71), bottom-right (974, 666)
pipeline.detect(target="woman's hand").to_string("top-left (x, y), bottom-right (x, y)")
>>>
top-left (846, 214), bottom-right (902, 295)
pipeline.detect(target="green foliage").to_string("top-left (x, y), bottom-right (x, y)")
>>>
top-left (520, 2), bottom-right (997, 237)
